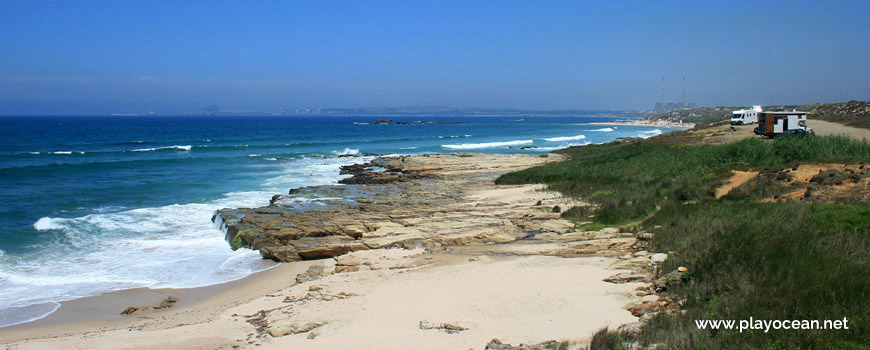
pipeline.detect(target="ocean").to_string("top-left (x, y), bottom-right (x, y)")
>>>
top-left (0, 115), bottom-right (672, 327)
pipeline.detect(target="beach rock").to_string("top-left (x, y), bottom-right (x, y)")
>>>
top-left (650, 253), bottom-right (668, 263)
top-left (640, 294), bottom-right (660, 303)
top-left (268, 321), bottom-right (325, 337)
top-left (603, 272), bottom-right (647, 284)
top-left (483, 338), bottom-right (558, 350)
top-left (419, 320), bottom-right (469, 334)
top-left (296, 264), bottom-right (334, 284)
top-left (214, 154), bottom-right (571, 266)
top-left (121, 296), bottom-right (179, 316)
top-left (617, 322), bottom-right (643, 335)
top-left (259, 245), bottom-right (301, 262)
top-left (629, 301), bottom-right (660, 317)
top-left (653, 270), bottom-right (685, 292)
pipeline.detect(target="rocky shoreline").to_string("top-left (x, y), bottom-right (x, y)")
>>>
top-left (213, 153), bottom-right (579, 262)
top-left (211, 152), bottom-right (686, 348)
top-left (2, 153), bottom-right (686, 349)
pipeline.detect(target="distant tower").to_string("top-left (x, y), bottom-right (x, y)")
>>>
top-left (682, 77), bottom-right (686, 109)
top-left (661, 77), bottom-right (665, 111)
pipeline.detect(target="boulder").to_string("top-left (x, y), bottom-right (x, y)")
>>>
top-left (653, 270), bottom-right (686, 291)
top-left (650, 253), bottom-right (668, 263)
top-left (259, 245), bottom-right (301, 262)
top-left (603, 272), bottom-right (647, 284)
top-left (629, 301), bottom-right (660, 317)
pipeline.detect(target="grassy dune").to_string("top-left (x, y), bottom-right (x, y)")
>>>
top-left (497, 133), bottom-right (870, 349)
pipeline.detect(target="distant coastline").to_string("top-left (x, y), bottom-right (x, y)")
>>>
top-left (588, 120), bottom-right (695, 129)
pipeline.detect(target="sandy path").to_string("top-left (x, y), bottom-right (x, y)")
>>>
top-left (715, 171), bottom-right (759, 199)
top-left (809, 120), bottom-right (870, 140)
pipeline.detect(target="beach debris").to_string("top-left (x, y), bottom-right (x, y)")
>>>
top-left (419, 320), bottom-right (469, 334)
top-left (269, 321), bottom-right (326, 337)
top-left (120, 296), bottom-right (179, 316)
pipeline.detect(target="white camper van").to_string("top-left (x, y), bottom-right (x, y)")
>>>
top-left (730, 105), bottom-right (763, 125)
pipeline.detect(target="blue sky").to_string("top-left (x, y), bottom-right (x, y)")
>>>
top-left (0, 0), bottom-right (868, 114)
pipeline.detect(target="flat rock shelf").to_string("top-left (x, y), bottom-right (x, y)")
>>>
top-left (213, 153), bottom-right (594, 262)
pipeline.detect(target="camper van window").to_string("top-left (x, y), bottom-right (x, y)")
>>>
top-left (799, 121), bottom-right (806, 127)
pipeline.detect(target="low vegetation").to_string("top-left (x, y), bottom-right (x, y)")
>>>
top-left (801, 100), bottom-right (870, 130)
top-left (496, 132), bottom-right (870, 349)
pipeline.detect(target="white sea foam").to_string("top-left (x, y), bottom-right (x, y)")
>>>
top-left (131, 145), bottom-right (192, 152)
top-left (332, 148), bottom-right (360, 156)
top-left (637, 129), bottom-right (663, 138)
top-left (544, 135), bottom-right (586, 142)
top-left (2, 155), bottom-right (374, 328)
top-left (591, 127), bottom-right (615, 132)
top-left (442, 140), bottom-right (533, 150)
top-left (535, 141), bottom-right (591, 151)
top-left (400, 147), bottom-right (418, 150)
top-left (51, 151), bottom-right (72, 155)
top-left (248, 154), bottom-right (261, 157)
top-left (29, 152), bottom-right (40, 155)
top-left (33, 217), bottom-right (65, 231)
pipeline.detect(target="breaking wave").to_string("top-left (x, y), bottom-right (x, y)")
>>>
top-left (331, 148), bottom-right (360, 156)
top-left (544, 135), bottom-right (587, 142)
top-left (131, 145), bottom-right (192, 152)
top-left (442, 139), bottom-right (533, 150)
top-left (637, 129), bottom-right (663, 138)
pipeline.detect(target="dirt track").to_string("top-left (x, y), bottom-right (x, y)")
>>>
top-left (693, 119), bottom-right (869, 145)
top-left (809, 120), bottom-right (870, 140)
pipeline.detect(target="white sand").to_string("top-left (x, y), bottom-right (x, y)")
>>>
top-left (0, 247), bottom-right (640, 350)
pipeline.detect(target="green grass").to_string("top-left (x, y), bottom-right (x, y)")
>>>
top-left (497, 134), bottom-right (870, 226)
top-left (496, 134), bottom-right (870, 349)
top-left (638, 201), bottom-right (870, 349)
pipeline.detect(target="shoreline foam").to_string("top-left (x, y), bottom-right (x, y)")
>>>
top-left (1, 153), bottom-right (651, 349)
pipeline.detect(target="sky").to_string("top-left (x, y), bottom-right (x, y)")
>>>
top-left (0, 0), bottom-right (868, 115)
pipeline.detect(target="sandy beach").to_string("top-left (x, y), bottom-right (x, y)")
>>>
top-left (1, 154), bottom-right (653, 349)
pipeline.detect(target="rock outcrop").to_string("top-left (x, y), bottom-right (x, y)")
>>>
top-left (214, 153), bottom-right (578, 262)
